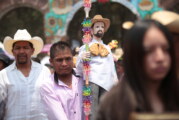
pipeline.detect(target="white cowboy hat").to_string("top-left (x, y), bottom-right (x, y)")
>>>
top-left (151, 10), bottom-right (179, 33)
top-left (3, 29), bottom-right (44, 56)
top-left (92, 15), bottom-right (110, 32)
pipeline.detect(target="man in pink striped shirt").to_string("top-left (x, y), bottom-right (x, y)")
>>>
top-left (40, 41), bottom-right (83, 120)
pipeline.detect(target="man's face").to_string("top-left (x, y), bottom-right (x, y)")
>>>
top-left (50, 48), bottom-right (73, 77)
top-left (12, 41), bottom-right (34, 64)
top-left (92, 22), bottom-right (105, 38)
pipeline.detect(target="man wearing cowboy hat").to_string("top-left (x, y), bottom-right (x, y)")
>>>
top-left (76, 15), bottom-right (118, 120)
top-left (0, 29), bottom-right (51, 120)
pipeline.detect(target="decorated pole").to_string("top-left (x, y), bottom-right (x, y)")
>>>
top-left (82, 0), bottom-right (92, 120)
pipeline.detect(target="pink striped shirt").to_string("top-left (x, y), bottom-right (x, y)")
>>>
top-left (40, 74), bottom-right (83, 120)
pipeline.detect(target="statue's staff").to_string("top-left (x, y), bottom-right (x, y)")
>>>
top-left (82, 0), bottom-right (92, 120)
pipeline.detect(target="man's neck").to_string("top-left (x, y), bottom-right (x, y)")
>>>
top-left (16, 61), bottom-right (32, 77)
top-left (58, 74), bottom-right (73, 88)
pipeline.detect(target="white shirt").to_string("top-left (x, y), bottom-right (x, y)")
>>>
top-left (76, 39), bottom-right (118, 91)
top-left (0, 61), bottom-right (51, 120)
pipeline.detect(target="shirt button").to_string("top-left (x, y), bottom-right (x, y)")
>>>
top-left (74, 111), bottom-right (76, 114)
top-left (76, 93), bottom-right (78, 96)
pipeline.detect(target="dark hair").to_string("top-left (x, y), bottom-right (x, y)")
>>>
top-left (0, 53), bottom-right (11, 67)
top-left (12, 41), bottom-right (34, 49)
top-left (123, 19), bottom-right (179, 111)
top-left (72, 47), bottom-right (79, 56)
top-left (50, 41), bottom-right (72, 59)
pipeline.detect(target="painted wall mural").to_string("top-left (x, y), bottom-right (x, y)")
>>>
top-left (44, 0), bottom-right (138, 42)
top-left (131, 0), bottom-right (162, 19)
top-left (45, 0), bottom-right (75, 42)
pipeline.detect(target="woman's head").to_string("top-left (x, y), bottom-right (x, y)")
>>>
top-left (123, 19), bottom-right (178, 110)
top-left (123, 19), bottom-right (175, 83)
top-left (143, 24), bottom-right (171, 82)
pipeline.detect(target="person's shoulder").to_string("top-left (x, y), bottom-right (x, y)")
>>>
top-left (100, 81), bottom-right (132, 111)
top-left (97, 77), bottom-right (139, 119)
top-left (40, 74), bottom-right (54, 93)
top-left (33, 61), bottom-right (51, 74)
top-left (0, 63), bottom-right (13, 76)
top-left (42, 65), bottom-right (51, 72)
top-left (32, 61), bottom-right (42, 68)
top-left (96, 83), bottom-right (122, 120)
top-left (100, 80), bottom-right (137, 112)
top-left (100, 82), bottom-right (121, 104)
top-left (0, 68), bottom-right (7, 76)
top-left (42, 74), bottom-right (53, 85)
top-left (101, 80), bottom-right (134, 103)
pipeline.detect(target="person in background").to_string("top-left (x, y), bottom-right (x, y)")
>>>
top-left (96, 20), bottom-right (179, 120)
top-left (72, 46), bottom-right (80, 67)
top-left (115, 57), bottom-right (124, 81)
top-left (40, 55), bottom-right (54, 74)
top-left (44, 63), bottom-right (54, 74)
top-left (40, 41), bottom-right (83, 120)
top-left (76, 14), bottom-right (118, 120)
top-left (0, 29), bottom-right (50, 120)
top-left (0, 53), bottom-right (11, 71)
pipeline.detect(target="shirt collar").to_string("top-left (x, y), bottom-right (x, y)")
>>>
top-left (57, 75), bottom-right (78, 88)
top-left (58, 79), bottom-right (68, 87)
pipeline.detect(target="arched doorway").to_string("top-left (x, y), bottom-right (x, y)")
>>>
top-left (0, 7), bottom-right (44, 43)
top-left (67, 2), bottom-right (137, 47)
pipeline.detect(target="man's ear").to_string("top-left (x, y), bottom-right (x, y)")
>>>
top-left (12, 49), bottom-right (14, 56)
top-left (32, 48), bottom-right (35, 54)
top-left (49, 58), bottom-right (53, 66)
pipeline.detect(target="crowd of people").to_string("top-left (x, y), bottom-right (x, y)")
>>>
top-left (0, 14), bottom-right (179, 120)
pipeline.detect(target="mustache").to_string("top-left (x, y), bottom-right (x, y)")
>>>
top-left (97, 30), bottom-right (103, 33)
top-left (17, 54), bottom-right (27, 57)
top-left (94, 33), bottom-right (103, 38)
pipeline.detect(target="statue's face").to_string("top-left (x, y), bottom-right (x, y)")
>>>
top-left (92, 22), bottom-right (105, 38)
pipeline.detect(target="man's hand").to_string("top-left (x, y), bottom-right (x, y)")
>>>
top-left (81, 51), bottom-right (91, 60)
